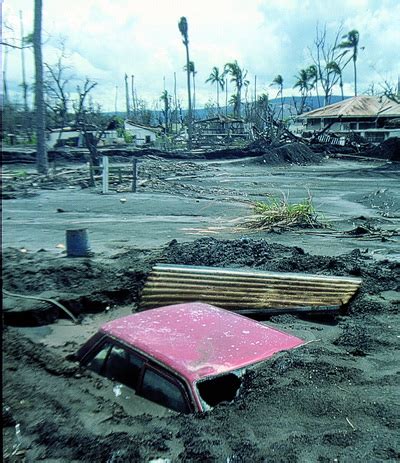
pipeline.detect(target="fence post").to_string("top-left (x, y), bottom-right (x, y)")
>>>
top-left (102, 155), bottom-right (109, 194)
top-left (132, 158), bottom-right (137, 193)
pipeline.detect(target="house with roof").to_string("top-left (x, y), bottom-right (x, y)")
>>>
top-left (46, 120), bottom-right (123, 149)
top-left (124, 121), bottom-right (161, 146)
top-left (298, 96), bottom-right (400, 143)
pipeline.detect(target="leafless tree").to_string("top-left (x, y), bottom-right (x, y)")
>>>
top-left (380, 79), bottom-right (400, 104)
top-left (73, 78), bottom-right (97, 126)
top-left (309, 24), bottom-right (351, 106)
top-left (44, 42), bottom-right (73, 130)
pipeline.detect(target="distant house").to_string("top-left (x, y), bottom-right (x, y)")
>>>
top-left (192, 115), bottom-right (251, 147)
top-left (298, 96), bottom-right (400, 143)
top-left (124, 121), bottom-right (160, 146)
top-left (46, 125), bottom-right (123, 149)
top-left (46, 127), bottom-right (83, 149)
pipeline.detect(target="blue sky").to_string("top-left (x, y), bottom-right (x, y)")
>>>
top-left (2, 0), bottom-right (400, 112)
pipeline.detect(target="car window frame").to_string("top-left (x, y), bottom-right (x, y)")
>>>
top-left (80, 334), bottom-right (196, 413)
top-left (80, 336), bottom-right (147, 390)
top-left (138, 362), bottom-right (195, 414)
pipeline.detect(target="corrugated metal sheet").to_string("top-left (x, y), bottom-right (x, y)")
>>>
top-left (301, 96), bottom-right (400, 119)
top-left (139, 264), bottom-right (362, 314)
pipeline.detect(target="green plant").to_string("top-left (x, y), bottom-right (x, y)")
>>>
top-left (124, 133), bottom-right (134, 144)
top-left (246, 194), bottom-right (323, 230)
top-left (14, 170), bottom-right (28, 178)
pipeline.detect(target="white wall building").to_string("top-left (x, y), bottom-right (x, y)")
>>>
top-left (124, 121), bottom-right (159, 146)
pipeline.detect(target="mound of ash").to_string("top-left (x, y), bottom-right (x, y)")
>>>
top-left (3, 237), bottom-right (399, 325)
top-left (255, 142), bottom-right (324, 165)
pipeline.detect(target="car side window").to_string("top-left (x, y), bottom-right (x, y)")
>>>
top-left (86, 342), bottom-right (112, 374)
top-left (141, 368), bottom-right (190, 413)
top-left (87, 342), bottom-right (144, 391)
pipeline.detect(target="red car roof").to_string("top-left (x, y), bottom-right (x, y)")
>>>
top-left (101, 303), bottom-right (304, 383)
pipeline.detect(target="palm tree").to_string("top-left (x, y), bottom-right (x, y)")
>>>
top-left (224, 60), bottom-right (249, 118)
top-left (293, 69), bottom-right (311, 114)
top-left (326, 61), bottom-right (344, 100)
top-left (306, 64), bottom-right (320, 107)
top-left (337, 30), bottom-right (360, 96)
top-left (228, 94), bottom-right (239, 117)
top-left (160, 90), bottom-right (171, 133)
top-left (178, 16), bottom-right (192, 148)
top-left (271, 74), bottom-right (284, 120)
top-left (254, 93), bottom-right (269, 128)
top-left (205, 66), bottom-right (225, 113)
top-left (33, 0), bottom-right (48, 174)
top-left (184, 61), bottom-right (197, 119)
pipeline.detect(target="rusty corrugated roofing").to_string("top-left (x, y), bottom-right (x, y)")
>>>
top-left (140, 264), bottom-right (362, 314)
top-left (301, 96), bottom-right (400, 119)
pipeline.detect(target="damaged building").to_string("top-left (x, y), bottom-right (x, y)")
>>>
top-left (298, 95), bottom-right (400, 143)
top-left (192, 115), bottom-right (252, 148)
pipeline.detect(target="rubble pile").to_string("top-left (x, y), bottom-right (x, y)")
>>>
top-left (361, 137), bottom-right (400, 161)
top-left (253, 142), bottom-right (324, 165)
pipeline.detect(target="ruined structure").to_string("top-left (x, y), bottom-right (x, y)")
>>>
top-left (298, 96), bottom-right (400, 143)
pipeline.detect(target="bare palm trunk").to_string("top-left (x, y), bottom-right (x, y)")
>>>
top-left (3, 47), bottom-right (9, 107)
top-left (340, 76), bottom-right (344, 100)
top-left (237, 86), bottom-right (241, 118)
top-left (353, 58), bottom-right (357, 96)
top-left (173, 72), bottom-right (177, 131)
top-left (33, 0), bottom-right (48, 174)
top-left (216, 83), bottom-right (219, 114)
top-left (131, 75), bottom-right (136, 116)
top-left (192, 72), bottom-right (196, 121)
top-left (20, 10), bottom-right (29, 113)
top-left (184, 44), bottom-right (192, 149)
top-left (225, 79), bottom-right (228, 117)
top-left (124, 73), bottom-right (130, 117)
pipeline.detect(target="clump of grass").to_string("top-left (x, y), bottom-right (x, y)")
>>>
top-left (245, 194), bottom-right (323, 230)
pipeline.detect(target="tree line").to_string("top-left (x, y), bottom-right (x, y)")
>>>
top-left (2, 7), bottom-right (399, 174)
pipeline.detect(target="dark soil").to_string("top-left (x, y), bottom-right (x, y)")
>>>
top-left (361, 137), bottom-right (400, 161)
top-left (3, 237), bottom-right (400, 461)
top-left (253, 142), bottom-right (324, 165)
top-left (3, 238), bottom-right (399, 324)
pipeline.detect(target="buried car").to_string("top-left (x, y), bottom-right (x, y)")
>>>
top-left (76, 302), bottom-right (304, 413)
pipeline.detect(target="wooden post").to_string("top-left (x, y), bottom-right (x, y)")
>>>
top-left (132, 158), bottom-right (137, 193)
top-left (102, 155), bottom-right (109, 194)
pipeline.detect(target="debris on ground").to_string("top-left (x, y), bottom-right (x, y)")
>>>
top-left (140, 263), bottom-right (361, 314)
top-left (361, 137), bottom-right (400, 161)
top-left (344, 225), bottom-right (400, 241)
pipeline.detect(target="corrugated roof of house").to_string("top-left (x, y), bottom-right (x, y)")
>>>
top-left (301, 96), bottom-right (400, 119)
top-left (193, 115), bottom-right (244, 124)
top-left (125, 120), bottom-right (161, 133)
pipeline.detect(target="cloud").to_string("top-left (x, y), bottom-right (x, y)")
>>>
top-left (3, 0), bottom-right (400, 112)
